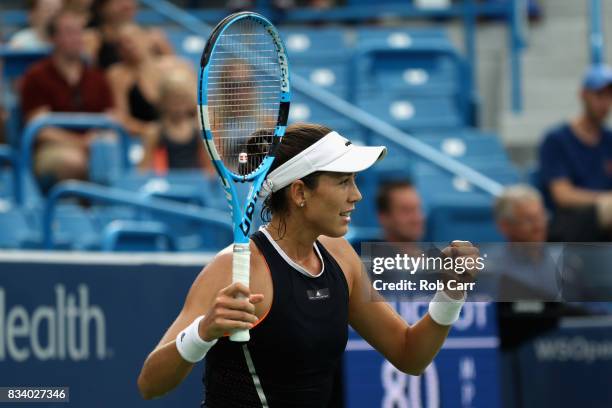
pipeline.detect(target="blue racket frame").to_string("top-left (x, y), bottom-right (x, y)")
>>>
top-left (198, 12), bottom-right (291, 245)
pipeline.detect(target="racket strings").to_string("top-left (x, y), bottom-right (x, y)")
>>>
top-left (207, 18), bottom-right (280, 176)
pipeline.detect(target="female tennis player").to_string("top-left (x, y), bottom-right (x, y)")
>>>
top-left (137, 123), bottom-right (478, 407)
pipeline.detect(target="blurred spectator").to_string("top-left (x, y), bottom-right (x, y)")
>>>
top-left (376, 180), bottom-right (424, 242)
top-left (489, 185), bottom-right (561, 305)
top-left (106, 23), bottom-right (192, 137)
top-left (494, 184), bottom-right (548, 243)
top-left (19, 10), bottom-right (114, 188)
top-left (87, 0), bottom-right (172, 69)
top-left (140, 71), bottom-right (213, 174)
top-left (8, 0), bottom-right (62, 49)
top-left (538, 64), bottom-right (612, 241)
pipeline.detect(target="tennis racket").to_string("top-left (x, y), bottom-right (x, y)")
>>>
top-left (198, 12), bottom-right (290, 342)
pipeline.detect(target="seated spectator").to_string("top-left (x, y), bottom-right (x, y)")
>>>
top-left (494, 184), bottom-right (548, 243)
top-left (140, 71), bottom-right (213, 174)
top-left (87, 0), bottom-right (172, 69)
top-left (19, 10), bottom-right (114, 190)
top-left (106, 23), bottom-right (192, 137)
top-left (538, 64), bottom-right (612, 241)
top-left (492, 188), bottom-right (568, 354)
top-left (8, 0), bottom-right (62, 49)
top-left (376, 180), bottom-right (424, 243)
top-left (491, 184), bottom-right (560, 302)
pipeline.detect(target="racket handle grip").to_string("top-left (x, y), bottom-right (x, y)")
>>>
top-left (231, 244), bottom-right (251, 342)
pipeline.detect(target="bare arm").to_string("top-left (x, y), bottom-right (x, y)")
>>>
top-left (137, 251), bottom-right (262, 400)
top-left (26, 108), bottom-right (90, 149)
top-left (138, 124), bottom-right (161, 171)
top-left (336, 239), bottom-right (474, 375)
top-left (348, 263), bottom-right (451, 375)
top-left (550, 178), bottom-right (603, 207)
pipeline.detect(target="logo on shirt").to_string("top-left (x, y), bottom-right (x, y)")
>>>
top-left (307, 288), bottom-right (330, 301)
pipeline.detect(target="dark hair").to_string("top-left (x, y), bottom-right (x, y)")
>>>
top-left (90, 0), bottom-right (112, 27)
top-left (260, 123), bottom-right (332, 233)
top-left (376, 179), bottom-right (414, 214)
top-left (26, 0), bottom-right (39, 12)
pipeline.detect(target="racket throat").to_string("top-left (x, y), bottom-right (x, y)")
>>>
top-left (238, 199), bottom-right (257, 237)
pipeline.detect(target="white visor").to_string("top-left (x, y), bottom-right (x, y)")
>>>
top-left (262, 131), bottom-right (387, 194)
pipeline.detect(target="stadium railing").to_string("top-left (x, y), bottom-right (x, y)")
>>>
top-left (43, 181), bottom-right (232, 250)
top-left (101, 220), bottom-right (177, 252)
top-left (0, 144), bottom-right (20, 203)
top-left (18, 113), bottom-right (133, 205)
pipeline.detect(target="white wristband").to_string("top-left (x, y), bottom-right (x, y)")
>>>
top-left (428, 290), bottom-right (466, 326)
top-left (175, 315), bottom-right (217, 363)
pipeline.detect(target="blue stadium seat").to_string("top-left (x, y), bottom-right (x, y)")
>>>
top-left (0, 144), bottom-right (22, 205)
top-left (101, 220), bottom-right (176, 252)
top-left (91, 205), bottom-right (140, 230)
top-left (89, 137), bottom-right (121, 185)
top-left (0, 11), bottom-right (28, 40)
top-left (368, 128), bottom-right (508, 160)
top-left (0, 207), bottom-right (37, 248)
top-left (0, 167), bottom-right (15, 203)
top-left (289, 91), bottom-right (344, 124)
top-left (425, 199), bottom-right (505, 243)
top-left (415, 129), bottom-right (510, 165)
top-left (409, 161), bottom-right (516, 242)
top-left (413, 161), bottom-right (520, 204)
top-left (111, 170), bottom-right (227, 210)
top-left (164, 28), bottom-right (210, 70)
top-left (28, 203), bottom-right (100, 250)
top-left (349, 36), bottom-right (474, 126)
top-left (354, 47), bottom-right (459, 97)
top-left (279, 27), bottom-right (349, 62)
top-left (356, 94), bottom-right (463, 131)
top-left (355, 27), bottom-right (452, 50)
top-left (54, 205), bottom-right (101, 250)
top-left (0, 47), bottom-right (50, 79)
top-left (292, 63), bottom-right (348, 98)
top-left (107, 170), bottom-right (233, 251)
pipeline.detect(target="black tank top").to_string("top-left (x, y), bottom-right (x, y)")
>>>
top-left (202, 229), bottom-right (349, 408)
top-left (97, 39), bottom-right (120, 69)
top-left (128, 83), bottom-right (159, 122)
top-left (159, 127), bottom-right (200, 169)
